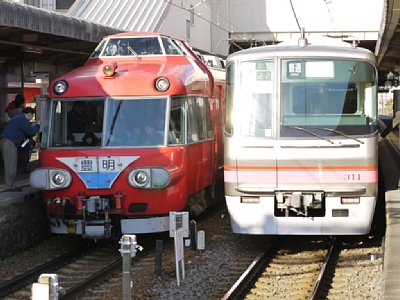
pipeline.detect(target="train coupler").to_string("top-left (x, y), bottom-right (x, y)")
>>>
top-left (82, 219), bottom-right (112, 239)
top-left (82, 196), bottom-right (112, 238)
top-left (275, 191), bottom-right (324, 217)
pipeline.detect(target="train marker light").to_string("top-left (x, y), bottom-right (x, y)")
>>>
top-left (103, 62), bottom-right (118, 77)
top-left (241, 196), bottom-right (260, 203)
top-left (53, 80), bottom-right (68, 95)
top-left (128, 167), bottom-right (170, 189)
top-left (30, 168), bottom-right (72, 190)
top-left (155, 77), bottom-right (170, 92)
top-left (341, 197), bottom-right (360, 204)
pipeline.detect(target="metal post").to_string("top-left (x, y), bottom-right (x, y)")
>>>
top-left (119, 235), bottom-right (142, 300)
top-left (31, 273), bottom-right (60, 300)
top-left (197, 230), bottom-right (205, 253)
top-left (190, 220), bottom-right (197, 250)
top-left (154, 240), bottom-right (163, 277)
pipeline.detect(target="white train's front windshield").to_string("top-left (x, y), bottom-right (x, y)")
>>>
top-left (229, 58), bottom-right (377, 138)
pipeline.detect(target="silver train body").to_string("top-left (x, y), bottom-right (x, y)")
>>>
top-left (224, 37), bottom-right (378, 235)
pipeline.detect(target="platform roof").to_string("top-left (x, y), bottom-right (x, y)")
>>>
top-left (0, 1), bottom-right (121, 67)
top-left (375, 0), bottom-right (400, 74)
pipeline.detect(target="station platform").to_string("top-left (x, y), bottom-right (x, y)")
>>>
top-left (0, 149), bottom-right (48, 258)
top-left (380, 129), bottom-right (400, 300)
top-left (0, 149), bottom-right (39, 192)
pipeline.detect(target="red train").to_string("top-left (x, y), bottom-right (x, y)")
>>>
top-left (30, 32), bottom-right (225, 239)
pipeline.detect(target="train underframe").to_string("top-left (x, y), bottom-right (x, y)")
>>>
top-left (46, 183), bottom-right (220, 239)
top-left (226, 193), bottom-right (376, 235)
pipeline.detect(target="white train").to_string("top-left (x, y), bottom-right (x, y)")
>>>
top-left (224, 36), bottom-right (378, 235)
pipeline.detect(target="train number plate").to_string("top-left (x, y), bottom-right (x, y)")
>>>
top-left (76, 157), bottom-right (97, 172)
top-left (98, 156), bottom-right (119, 172)
top-left (76, 157), bottom-right (120, 173)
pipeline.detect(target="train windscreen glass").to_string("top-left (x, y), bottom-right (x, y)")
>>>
top-left (104, 98), bottom-right (167, 147)
top-left (281, 59), bottom-right (377, 134)
top-left (237, 60), bottom-right (275, 137)
top-left (47, 98), bottom-right (169, 148)
top-left (48, 99), bottom-right (104, 147)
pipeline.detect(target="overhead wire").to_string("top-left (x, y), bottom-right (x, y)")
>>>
top-left (289, 0), bottom-right (302, 32)
top-left (163, 0), bottom-right (266, 47)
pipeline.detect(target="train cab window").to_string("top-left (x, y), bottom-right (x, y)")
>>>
top-left (101, 37), bottom-right (163, 57)
top-left (281, 59), bottom-right (377, 133)
top-left (291, 83), bottom-right (358, 115)
top-left (133, 37), bottom-right (162, 55)
top-left (48, 100), bottom-right (104, 147)
top-left (161, 37), bottom-right (183, 55)
top-left (89, 39), bottom-right (106, 58)
top-left (104, 98), bottom-right (167, 147)
top-left (238, 60), bottom-right (274, 138)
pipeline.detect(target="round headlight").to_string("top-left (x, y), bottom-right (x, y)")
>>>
top-left (53, 80), bottom-right (68, 95)
top-left (134, 170), bottom-right (149, 186)
top-left (52, 172), bottom-right (66, 186)
top-left (128, 168), bottom-right (170, 189)
top-left (155, 77), bottom-right (170, 92)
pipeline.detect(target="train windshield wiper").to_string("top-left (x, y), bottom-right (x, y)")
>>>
top-left (283, 125), bottom-right (334, 144)
top-left (105, 101), bottom-right (123, 146)
top-left (310, 127), bottom-right (364, 144)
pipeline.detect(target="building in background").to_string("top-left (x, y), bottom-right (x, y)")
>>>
top-left (0, 0), bottom-right (385, 123)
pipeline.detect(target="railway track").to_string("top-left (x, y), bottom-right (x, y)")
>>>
top-left (0, 242), bottom-right (97, 298)
top-left (1, 241), bottom-right (122, 299)
top-left (222, 237), bottom-right (339, 300)
top-left (0, 205), bottom-right (383, 299)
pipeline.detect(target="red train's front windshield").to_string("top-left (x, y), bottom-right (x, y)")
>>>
top-left (42, 97), bottom-right (185, 148)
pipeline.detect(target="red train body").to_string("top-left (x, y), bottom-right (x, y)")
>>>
top-left (30, 32), bottom-right (225, 238)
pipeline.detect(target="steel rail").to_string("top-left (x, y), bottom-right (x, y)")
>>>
top-left (59, 258), bottom-right (122, 299)
top-left (308, 237), bottom-right (337, 300)
top-left (0, 242), bottom-right (96, 298)
top-left (221, 242), bottom-right (273, 300)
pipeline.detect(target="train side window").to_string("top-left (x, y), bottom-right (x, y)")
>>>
top-left (205, 99), bottom-right (214, 139)
top-left (169, 98), bottom-right (184, 145)
top-left (196, 97), bottom-right (207, 140)
top-left (161, 37), bottom-right (182, 55)
top-left (187, 98), bottom-right (199, 142)
top-left (187, 97), bottom-right (207, 143)
top-left (225, 63), bottom-right (234, 135)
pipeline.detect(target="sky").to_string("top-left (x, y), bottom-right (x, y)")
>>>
top-left (265, 0), bottom-right (385, 32)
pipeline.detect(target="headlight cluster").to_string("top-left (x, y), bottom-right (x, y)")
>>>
top-left (128, 167), bottom-right (170, 189)
top-left (53, 80), bottom-right (68, 95)
top-left (30, 168), bottom-right (72, 190)
top-left (155, 77), bottom-right (170, 92)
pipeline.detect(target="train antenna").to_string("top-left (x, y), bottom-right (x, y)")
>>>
top-left (298, 27), bottom-right (308, 48)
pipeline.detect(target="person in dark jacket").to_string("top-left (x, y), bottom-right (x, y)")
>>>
top-left (0, 107), bottom-right (40, 192)
top-left (4, 94), bottom-right (25, 119)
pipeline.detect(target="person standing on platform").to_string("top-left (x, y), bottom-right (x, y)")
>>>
top-left (4, 94), bottom-right (25, 119)
top-left (0, 107), bottom-right (40, 192)
top-left (3, 94), bottom-right (32, 173)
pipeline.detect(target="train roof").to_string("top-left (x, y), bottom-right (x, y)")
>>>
top-left (227, 37), bottom-right (376, 63)
top-left (48, 30), bottom-right (226, 98)
top-left (103, 31), bottom-right (174, 39)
